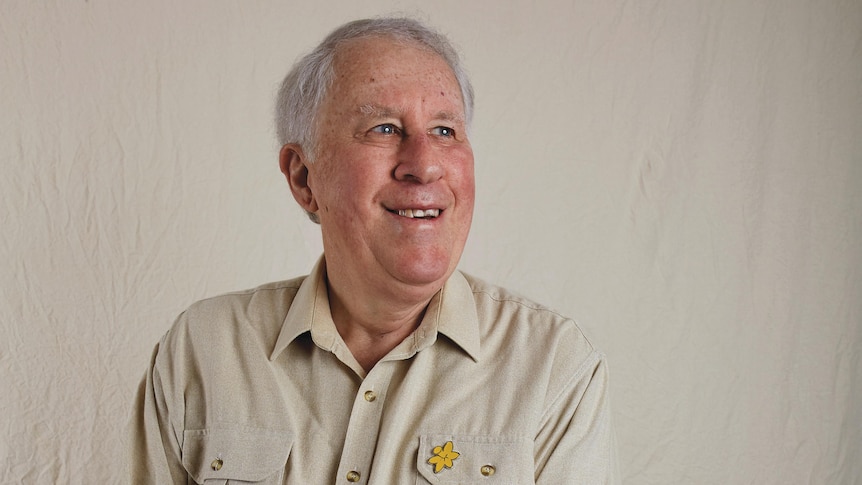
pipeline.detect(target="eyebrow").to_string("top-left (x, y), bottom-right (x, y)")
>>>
top-left (357, 104), bottom-right (464, 124)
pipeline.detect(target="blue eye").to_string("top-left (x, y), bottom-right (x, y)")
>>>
top-left (432, 126), bottom-right (455, 137)
top-left (372, 124), bottom-right (399, 135)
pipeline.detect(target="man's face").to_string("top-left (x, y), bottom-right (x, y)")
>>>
top-left (306, 36), bottom-right (475, 296)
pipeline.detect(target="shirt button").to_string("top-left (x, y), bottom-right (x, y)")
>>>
top-left (210, 458), bottom-right (223, 471)
top-left (346, 470), bottom-right (361, 482)
top-left (481, 464), bottom-right (496, 476)
top-left (363, 390), bottom-right (376, 402)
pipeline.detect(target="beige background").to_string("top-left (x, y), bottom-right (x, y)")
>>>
top-left (2, 1), bottom-right (860, 483)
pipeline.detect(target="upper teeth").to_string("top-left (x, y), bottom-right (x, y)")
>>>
top-left (397, 209), bottom-right (440, 218)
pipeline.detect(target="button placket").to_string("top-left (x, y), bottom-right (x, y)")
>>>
top-left (335, 363), bottom-right (395, 484)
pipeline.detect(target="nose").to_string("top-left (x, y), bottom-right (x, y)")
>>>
top-left (393, 134), bottom-right (443, 184)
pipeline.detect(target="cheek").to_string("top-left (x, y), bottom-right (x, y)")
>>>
top-left (320, 169), bottom-right (381, 216)
top-left (452, 152), bottom-right (476, 202)
top-left (457, 177), bottom-right (476, 208)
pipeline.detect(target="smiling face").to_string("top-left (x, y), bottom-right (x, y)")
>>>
top-left (301, 36), bottom-right (475, 300)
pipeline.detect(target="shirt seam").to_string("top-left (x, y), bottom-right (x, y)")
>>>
top-left (470, 289), bottom-right (571, 321)
top-left (471, 289), bottom-right (596, 348)
top-left (537, 350), bottom-right (604, 431)
top-left (190, 281), bottom-right (303, 306)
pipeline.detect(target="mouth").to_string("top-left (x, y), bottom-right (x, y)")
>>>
top-left (389, 208), bottom-right (442, 219)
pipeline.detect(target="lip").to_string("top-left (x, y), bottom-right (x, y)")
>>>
top-left (383, 199), bottom-right (446, 213)
top-left (386, 205), bottom-right (443, 211)
top-left (385, 207), bottom-right (445, 220)
top-left (382, 190), bottom-right (450, 221)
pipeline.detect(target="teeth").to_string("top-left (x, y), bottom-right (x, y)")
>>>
top-left (396, 209), bottom-right (440, 219)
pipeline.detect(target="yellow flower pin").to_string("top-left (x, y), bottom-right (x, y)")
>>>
top-left (428, 440), bottom-right (460, 473)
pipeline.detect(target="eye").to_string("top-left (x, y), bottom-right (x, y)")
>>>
top-left (431, 126), bottom-right (455, 137)
top-left (371, 123), bottom-right (400, 135)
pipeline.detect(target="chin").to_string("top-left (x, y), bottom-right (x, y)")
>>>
top-left (390, 254), bottom-right (457, 289)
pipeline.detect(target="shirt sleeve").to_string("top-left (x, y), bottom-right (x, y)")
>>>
top-left (127, 337), bottom-right (188, 484)
top-left (534, 350), bottom-right (620, 484)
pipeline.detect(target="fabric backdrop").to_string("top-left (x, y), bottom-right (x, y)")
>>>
top-left (1, 1), bottom-right (859, 483)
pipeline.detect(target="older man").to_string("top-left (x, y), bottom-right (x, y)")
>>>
top-left (131, 17), bottom-right (617, 484)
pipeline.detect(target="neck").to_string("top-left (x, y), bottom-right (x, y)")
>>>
top-left (324, 268), bottom-right (440, 373)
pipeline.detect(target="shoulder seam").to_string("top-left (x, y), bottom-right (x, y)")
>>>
top-left (190, 281), bottom-right (303, 306)
top-left (538, 350), bottom-right (605, 430)
top-left (471, 289), bottom-right (571, 321)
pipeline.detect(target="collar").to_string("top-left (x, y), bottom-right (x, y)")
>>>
top-left (269, 255), bottom-right (480, 362)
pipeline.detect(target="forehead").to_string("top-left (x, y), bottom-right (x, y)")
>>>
top-left (327, 36), bottom-right (463, 109)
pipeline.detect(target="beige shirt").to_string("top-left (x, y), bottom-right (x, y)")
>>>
top-left (130, 258), bottom-right (618, 484)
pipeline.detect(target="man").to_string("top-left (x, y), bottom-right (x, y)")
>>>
top-left (130, 17), bottom-right (617, 484)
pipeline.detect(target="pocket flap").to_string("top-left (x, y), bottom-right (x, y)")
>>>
top-left (417, 434), bottom-right (532, 484)
top-left (182, 426), bottom-right (293, 483)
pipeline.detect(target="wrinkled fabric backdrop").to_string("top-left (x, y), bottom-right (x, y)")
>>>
top-left (1, 1), bottom-right (859, 483)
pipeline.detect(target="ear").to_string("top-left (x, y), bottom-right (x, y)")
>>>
top-left (279, 144), bottom-right (319, 215)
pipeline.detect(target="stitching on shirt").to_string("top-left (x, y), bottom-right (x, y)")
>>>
top-left (186, 280), bottom-right (304, 308)
top-left (469, 288), bottom-right (569, 319)
top-left (537, 350), bottom-right (604, 430)
top-left (469, 285), bottom-right (597, 350)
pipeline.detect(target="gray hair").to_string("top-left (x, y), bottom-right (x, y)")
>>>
top-left (274, 17), bottom-right (474, 161)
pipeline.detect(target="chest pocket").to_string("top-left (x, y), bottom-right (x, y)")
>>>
top-left (182, 427), bottom-right (293, 484)
top-left (416, 434), bottom-right (534, 485)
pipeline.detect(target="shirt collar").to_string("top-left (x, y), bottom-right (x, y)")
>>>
top-left (424, 269), bottom-right (480, 361)
top-left (269, 257), bottom-right (325, 360)
top-left (270, 255), bottom-right (480, 362)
